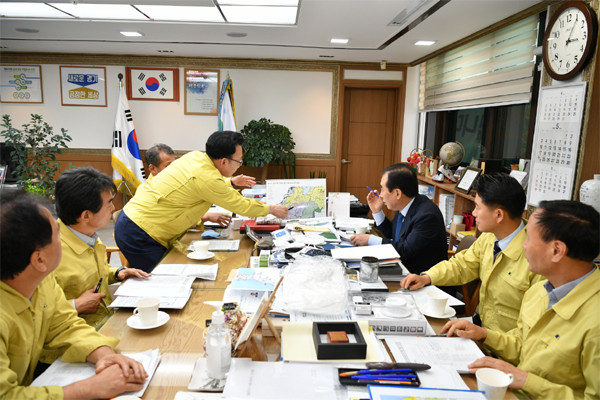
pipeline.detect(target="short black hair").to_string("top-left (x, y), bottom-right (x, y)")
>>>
top-left (382, 163), bottom-right (418, 198)
top-left (145, 143), bottom-right (174, 167)
top-left (0, 190), bottom-right (54, 280)
top-left (536, 200), bottom-right (599, 262)
top-left (473, 173), bottom-right (525, 219)
top-left (55, 167), bottom-right (116, 225)
top-left (206, 131), bottom-right (244, 159)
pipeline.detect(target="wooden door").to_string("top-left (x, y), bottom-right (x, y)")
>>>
top-left (340, 87), bottom-right (397, 206)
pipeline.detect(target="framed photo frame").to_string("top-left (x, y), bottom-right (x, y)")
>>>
top-left (455, 166), bottom-right (482, 195)
top-left (184, 69), bottom-right (219, 115)
top-left (59, 66), bottom-right (107, 107)
top-left (0, 64), bottom-right (43, 103)
top-left (126, 67), bottom-right (179, 101)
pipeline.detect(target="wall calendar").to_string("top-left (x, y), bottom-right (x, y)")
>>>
top-left (527, 82), bottom-right (587, 207)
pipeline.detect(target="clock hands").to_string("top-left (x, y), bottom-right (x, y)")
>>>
top-left (565, 13), bottom-right (579, 45)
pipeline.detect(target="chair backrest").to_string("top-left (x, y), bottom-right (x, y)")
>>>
top-left (456, 234), bottom-right (477, 253)
top-left (454, 234), bottom-right (480, 318)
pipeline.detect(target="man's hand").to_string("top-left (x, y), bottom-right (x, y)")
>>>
top-left (441, 319), bottom-right (488, 341)
top-left (118, 267), bottom-right (151, 281)
top-left (350, 233), bottom-right (370, 246)
top-left (74, 288), bottom-right (105, 314)
top-left (63, 363), bottom-right (146, 400)
top-left (269, 205), bottom-right (289, 219)
top-left (231, 174), bottom-right (256, 188)
top-left (468, 356), bottom-right (528, 389)
top-left (202, 212), bottom-right (232, 227)
top-left (400, 273), bottom-right (431, 290)
top-left (367, 190), bottom-right (384, 213)
top-left (94, 353), bottom-right (148, 380)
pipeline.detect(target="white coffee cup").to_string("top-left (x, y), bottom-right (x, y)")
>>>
top-left (193, 241), bottom-right (210, 257)
top-left (427, 291), bottom-right (448, 316)
top-left (355, 224), bottom-right (368, 234)
top-left (453, 214), bottom-right (464, 224)
top-left (133, 297), bottom-right (160, 326)
top-left (476, 368), bottom-right (514, 400)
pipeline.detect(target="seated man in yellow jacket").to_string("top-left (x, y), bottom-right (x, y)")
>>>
top-left (52, 167), bottom-right (150, 330)
top-left (115, 131), bottom-right (289, 272)
top-left (441, 200), bottom-right (599, 400)
top-left (0, 190), bottom-right (148, 400)
top-left (401, 174), bottom-right (544, 332)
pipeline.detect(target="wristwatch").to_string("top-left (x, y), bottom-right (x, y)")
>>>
top-left (115, 266), bottom-right (126, 281)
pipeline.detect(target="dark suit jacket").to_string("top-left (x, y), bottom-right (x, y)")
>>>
top-left (375, 194), bottom-right (448, 274)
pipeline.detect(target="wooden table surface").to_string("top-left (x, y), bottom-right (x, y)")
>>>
top-left (101, 230), bottom-right (516, 399)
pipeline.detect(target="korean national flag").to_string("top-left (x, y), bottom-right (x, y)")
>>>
top-left (129, 68), bottom-right (178, 100)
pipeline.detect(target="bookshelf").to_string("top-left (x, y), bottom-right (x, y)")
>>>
top-left (417, 175), bottom-right (477, 251)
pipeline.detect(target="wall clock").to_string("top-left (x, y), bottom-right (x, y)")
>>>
top-left (543, 1), bottom-right (598, 81)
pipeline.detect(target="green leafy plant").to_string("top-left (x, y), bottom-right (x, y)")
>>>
top-left (1, 114), bottom-right (72, 197)
top-left (241, 118), bottom-right (296, 181)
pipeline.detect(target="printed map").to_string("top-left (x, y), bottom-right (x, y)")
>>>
top-left (266, 179), bottom-right (327, 218)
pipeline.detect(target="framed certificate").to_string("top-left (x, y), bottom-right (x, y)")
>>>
top-left (126, 67), bottom-right (179, 101)
top-left (455, 166), bottom-right (482, 194)
top-left (184, 69), bottom-right (219, 115)
top-left (0, 64), bottom-right (43, 103)
top-left (59, 66), bottom-right (107, 107)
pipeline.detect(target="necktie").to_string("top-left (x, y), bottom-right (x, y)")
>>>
top-left (394, 213), bottom-right (404, 242)
top-left (493, 240), bottom-right (501, 260)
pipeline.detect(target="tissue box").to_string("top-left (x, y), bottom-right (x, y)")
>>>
top-left (312, 322), bottom-right (367, 360)
top-left (450, 223), bottom-right (466, 236)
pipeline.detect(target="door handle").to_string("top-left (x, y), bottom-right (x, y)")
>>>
top-left (341, 159), bottom-right (352, 164)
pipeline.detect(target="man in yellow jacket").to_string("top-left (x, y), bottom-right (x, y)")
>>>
top-left (401, 174), bottom-right (544, 332)
top-left (0, 191), bottom-right (148, 400)
top-left (115, 131), bottom-right (289, 272)
top-left (51, 167), bottom-right (150, 330)
top-left (441, 200), bottom-right (599, 400)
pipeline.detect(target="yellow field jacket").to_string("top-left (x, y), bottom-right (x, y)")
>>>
top-left (0, 278), bottom-right (118, 400)
top-left (485, 268), bottom-right (600, 400)
top-left (426, 229), bottom-right (544, 332)
top-left (124, 151), bottom-right (269, 248)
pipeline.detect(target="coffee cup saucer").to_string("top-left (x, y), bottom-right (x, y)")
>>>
top-left (421, 306), bottom-right (456, 319)
top-left (187, 251), bottom-right (215, 260)
top-left (127, 311), bottom-right (170, 330)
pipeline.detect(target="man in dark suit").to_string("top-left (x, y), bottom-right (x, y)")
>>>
top-left (350, 163), bottom-right (447, 274)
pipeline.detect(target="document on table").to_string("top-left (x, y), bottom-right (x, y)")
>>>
top-left (330, 243), bottom-right (400, 261)
top-left (385, 336), bottom-right (485, 373)
top-left (31, 349), bottom-right (161, 398)
top-left (115, 275), bottom-right (194, 297)
top-left (187, 240), bottom-right (240, 252)
top-left (152, 263), bottom-right (218, 280)
top-left (108, 290), bottom-right (192, 309)
top-left (229, 268), bottom-right (282, 291)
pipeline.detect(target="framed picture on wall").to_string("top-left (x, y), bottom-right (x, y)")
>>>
top-left (0, 64), bottom-right (43, 103)
top-left (455, 166), bottom-right (482, 194)
top-left (184, 69), bottom-right (219, 115)
top-left (59, 66), bottom-right (107, 107)
top-left (126, 67), bottom-right (179, 101)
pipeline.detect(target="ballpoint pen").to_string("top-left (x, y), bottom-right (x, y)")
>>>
top-left (94, 278), bottom-right (103, 293)
top-left (340, 368), bottom-right (414, 377)
top-left (366, 186), bottom-right (380, 197)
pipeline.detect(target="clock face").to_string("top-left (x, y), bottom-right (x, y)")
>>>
top-left (546, 7), bottom-right (589, 75)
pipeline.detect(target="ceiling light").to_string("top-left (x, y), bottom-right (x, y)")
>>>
top-left (135, 5), bottom-right (224, 22)
top-left (0, 2), bottom-right (71, 18)
top-left (330, 38), bottom-right (350, 44)
top-left (15, 28), bottom-right (40, 33)
top-left (120, 31), bottom-right (144, 37)
top-left (221, 6), bottom-right (297, 24)
top-left (414, 40), bottom-right (436, 46)
top-left (49, 3), bottom-right (147, 20)
top-left (227, 32), bottom-right (248, 38)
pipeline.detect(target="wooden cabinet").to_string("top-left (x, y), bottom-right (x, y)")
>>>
top-left (417, 175), bottom-right (477, 251)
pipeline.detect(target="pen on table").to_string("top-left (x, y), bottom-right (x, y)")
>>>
top-left (356, 379), bottom-right (415, 385)
top-left (351, 374), bottom-right (417, 380)
top-left (366, 186), bottom-right (380, 197)
top-left (288, 206), bottom-right (295, 210)
top-left (339, 368), bottom-right (413, 377)
top-left (94, 278), bottom-right (103, 293)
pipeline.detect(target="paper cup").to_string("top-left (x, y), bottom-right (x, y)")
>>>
top-left (427, 291), bottom-right (448, 316)
top-left (355, 225), bottom-right (368, 234)
top-left (193, 241), bottom-right (210, 257)
top-left (133, 297), bottom-right (160, 326)
top-left (476, 368), bottom-right (513, 400)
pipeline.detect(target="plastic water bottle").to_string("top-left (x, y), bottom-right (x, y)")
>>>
top-left (205, 302), bottom-right (231, 379)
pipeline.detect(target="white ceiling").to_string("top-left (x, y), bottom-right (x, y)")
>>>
top-left (0, 0), bottom-right (545, 64)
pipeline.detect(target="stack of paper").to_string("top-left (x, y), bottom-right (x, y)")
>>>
top-left (109, 276), bottom-right (194, 309)
top-left (187, 240), bottom-right (240, 252)
top-left (32, 349), bottom-right (161, 398)
top-left (152, 263), bottom-right (218, 281)
top-left (331, 243), bottom-right (400, 262)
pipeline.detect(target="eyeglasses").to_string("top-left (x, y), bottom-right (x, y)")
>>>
top-left (227, 157), bottom-right (243, 166)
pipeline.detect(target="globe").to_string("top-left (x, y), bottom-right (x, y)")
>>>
top-left (439, 142), bottom-right (465, 167)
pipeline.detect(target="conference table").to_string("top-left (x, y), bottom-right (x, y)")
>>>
top-left (99, 229), bottom-right (517, 399)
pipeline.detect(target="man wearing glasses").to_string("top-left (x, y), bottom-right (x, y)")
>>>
top-left (115, 131), bottom-right (289, 272)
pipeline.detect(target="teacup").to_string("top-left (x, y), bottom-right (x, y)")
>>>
top-left (133, 297), bottom-right (160, 326)
top-left (193, 241), bottom-right (210, 257)
top-left (427, 291), bottom-right (448, 316)
top-left (355, 224), bottom-right (368, 234)
top-left (476, 368), bottom-right (514, 400)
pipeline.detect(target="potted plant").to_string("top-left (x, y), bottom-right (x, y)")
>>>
top-left (240, 117), bottom-right (296, 182)
top-left (1, 114), bottom-right (72, 198)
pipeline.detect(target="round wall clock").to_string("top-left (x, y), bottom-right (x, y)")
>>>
top-left (543, 1), bottom-right (598, 81)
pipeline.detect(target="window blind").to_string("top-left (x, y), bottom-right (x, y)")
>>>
top-left (419, 15), bottom-right (538, 111)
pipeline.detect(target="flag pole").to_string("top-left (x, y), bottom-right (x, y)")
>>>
top-left (114, 73), bottom-right (135, 202)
